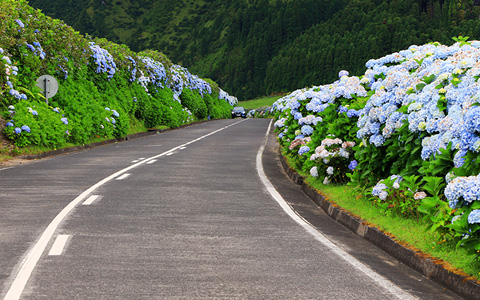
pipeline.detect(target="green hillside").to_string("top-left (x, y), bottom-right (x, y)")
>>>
top-left (27, 0), bottom-right (480, 100)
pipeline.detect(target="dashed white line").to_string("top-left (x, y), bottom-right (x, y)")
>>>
top-left (255, 120), bottom-right (417, 300)
top-left (4, 119), bottom-right (248, 300)
top-left (48, 235), bottom-right (70, 256)
top-left (116, 173), bottom-right (131, 180)
top-left (82, 195), bottom-right (100, 206)
top-left (146, 160), bottom-right (157, 165)
top-left (166, 152), bottom-right (174, 156)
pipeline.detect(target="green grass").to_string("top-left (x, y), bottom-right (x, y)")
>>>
top-left (239, 95), bottom-right (283, 110)
top-left (284, 155), bottom-right (480, 281)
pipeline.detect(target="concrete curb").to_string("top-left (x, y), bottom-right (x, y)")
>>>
top-left (17, 119), bottom-right (212, 160)
top-left (279, 153), bottom-right (480, 300)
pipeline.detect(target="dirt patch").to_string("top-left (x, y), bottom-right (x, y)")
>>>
top-left (0, 157), bottom-right (32, 168)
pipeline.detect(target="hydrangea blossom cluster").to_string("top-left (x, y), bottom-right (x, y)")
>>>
top-left (169, 65), bottom-right (212, 99)
top-left (357, 41), bottom-right (480, 165)
top-left (127, 56), bottom-right (137, 82)
top-left (288, 136), bottom-right (311, 151)
top-left (444, 174), bottom-right (480, 209)
top-left (219, 89), bottom-right (238, 106)
top-left (104, 107), bottom-right (120, 126)
top-left (4, 107), bottom-right (31, 134)
top-left (89, 42), bottom-right (116, 80)
top-left (371, 175), bottom-right (404, 201)
top-left (272, 73), bottom-right (367, 153)
top-left (273, 74), bottom-right (367, 117)
top-left (140, 56), bottom-right (166, 90)
top-left (309, 137), bottom-right (356, 184)
top-left (1, 50), bottom-right (27, 101)
top-left (182, 107), bottom-right (194, 123)
top-left (310, 138), bottom-right (355, 163)
top-left (25, 41), bottom-right (46, 59)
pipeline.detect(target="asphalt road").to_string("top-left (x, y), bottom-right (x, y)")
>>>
top-left (0, 119), bottom-right (462, 299)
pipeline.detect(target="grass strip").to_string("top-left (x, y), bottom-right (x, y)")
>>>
top-left (285, 155), bottom-right (480, 281)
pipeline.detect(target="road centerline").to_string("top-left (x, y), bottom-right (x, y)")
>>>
top-left (48, 235), bottom-right (70, 256)
top-left (82, 195), bottom-right (100, 206)
top-left (3, 120), bottom-right (246, 300)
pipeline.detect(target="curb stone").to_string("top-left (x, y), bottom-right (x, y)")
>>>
top-left (279, 153), bottom-right (480, 300)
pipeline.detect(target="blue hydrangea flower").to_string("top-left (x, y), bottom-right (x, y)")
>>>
top-left (298, 146), bottom-right (310, 155)
top-left (301, 125), bottom-right (314, 136)
top-left (348, 160), bottom-right (358, 170)
top-left (21, 125), bottom-right (30, 133)
top-left (338, 70), bottom-right (349, 78)
top-left (14, 127), bottom-right (21, 134)
top-left (15, 19), bottom-right (24, 28)
top-left (61, 117), bottom-right (68, 125)
top-left (6, 122), bottom-right (14, 127)
top-left (468, 209), bottom-right (480, 224)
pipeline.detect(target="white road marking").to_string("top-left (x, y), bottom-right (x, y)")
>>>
top-left (48, 235), bottom-right (70, 256)
top-left (255, 120), bottom-right (417, 300)
top-left (179, 147), bottom-right (187, 150)
top-left (166, 152), bottom-right (174, 156)
top-left (82, 195), bottom-right (100, 206)
top-left (131, 160), bottom-right (139, 163)
top-left (116, 173), bottom-right (130, 180)
top-left (146, 160), bottom-right (157, 165)
top-left (4, 119), bottom-right (247, 300)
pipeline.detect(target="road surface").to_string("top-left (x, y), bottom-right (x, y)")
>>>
top-left (0, 119), bottom-right (461, 299)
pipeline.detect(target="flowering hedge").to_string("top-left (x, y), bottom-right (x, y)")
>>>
top-left (1, 0), bottom-right (237, 148)
top-left (272, 37), bottom-right (480, 258)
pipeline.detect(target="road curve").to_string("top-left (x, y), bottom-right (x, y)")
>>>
top-left (0, 119), bottom-right (461, 299)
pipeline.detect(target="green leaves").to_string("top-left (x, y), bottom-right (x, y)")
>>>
top-left (452, 36), bottom-right (471, 47)
top-left (415, 74), bottom-right (436, 92)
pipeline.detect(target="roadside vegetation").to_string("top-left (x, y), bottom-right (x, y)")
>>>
top-left (0, 0), bottom-right (237, 159)
top-left (273, 38), bottom-right (480, 280)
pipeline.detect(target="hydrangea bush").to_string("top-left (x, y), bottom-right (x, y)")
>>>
top-left (1, 0), bottom-right (237, 148)
top-left (272, 36), bottom-right (480, 258)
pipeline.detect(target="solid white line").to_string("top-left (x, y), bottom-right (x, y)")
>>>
top-left (146, 159), bottom-right (157, 165)
top-left (48, 235), bottom-right (70, 256)
top-left (4, 119), bottom-right (247, 300)
top-left (255, 120), bottom-right (417, 300)
top-left (116, 173), bottom-right (130, 180)
top-left (82, 195), bottom-right (100, 206)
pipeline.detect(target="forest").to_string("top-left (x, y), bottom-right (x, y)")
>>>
top-left (27, 0), bottom-right (480, 100)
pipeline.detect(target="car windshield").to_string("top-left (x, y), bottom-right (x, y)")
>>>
top-left (233, 107), bottom-right (244, 112)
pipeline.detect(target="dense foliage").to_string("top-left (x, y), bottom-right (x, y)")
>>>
top-left (273, 37), bottom-right (480, 259)
top-left (1, 0), bottom-right (237, 149)
top-left (27, 0), bottom-right (480, 100)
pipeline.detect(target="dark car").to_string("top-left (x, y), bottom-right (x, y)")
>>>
top-left (231, 106), bottom-right (247, 118)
